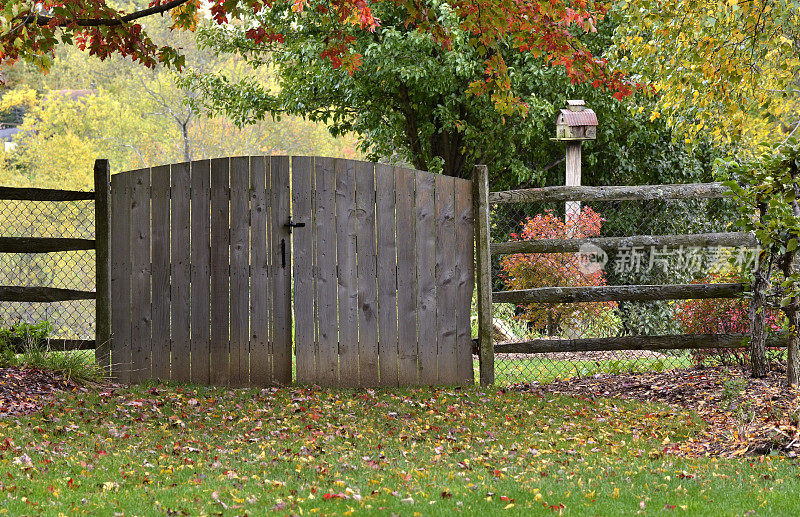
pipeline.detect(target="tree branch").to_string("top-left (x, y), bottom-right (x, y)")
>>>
top-left (33, 0), bottom-right (191, 28)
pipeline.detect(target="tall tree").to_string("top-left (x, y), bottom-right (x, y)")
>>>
top-left (613, 0), bottom-right (800, 150)
top-left (0, 0), bottom-right (632, 115)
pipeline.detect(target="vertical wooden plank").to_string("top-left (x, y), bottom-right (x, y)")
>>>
top-left (210, 158), bottom-right (230, 386)
top-left (395, 168), bottom-right (418, 386)
top-left (454, 178), bottom-right (475, 385)
top-left (415, 171), bottom-right (437, 385)
top-left (170, 162), bottom-right (191, 383)
top-left (129, 168), bottom-right (152, 383)
top-left (230, 156), bottom-right (251, 387)
top-left (271, 156), bottom-right (292, 384)
top-left (315, 157), bottom-right (338, 386)
top-left (292, 156), bottom-right (315, 384)
top-left (150, 164), bottom-right (171, 381)
top-left (435, 175), bottom-right (458, 384)
top-left (355, 161), bottom-right (379, 386)
top-left (191, 159), bottom-right (211, 385)
top-left (375, 164), bottom-right (399, 386)
top-left (94, 159), bottom-right (112, 373)
top-left (336, 159), bottom-right (359, 386)
top-left (250, 156), bottom-right (271, 385)
top-left (474, 165), bottom-right (494, 385)
top-left (110, 171), bottom-right (131, 383)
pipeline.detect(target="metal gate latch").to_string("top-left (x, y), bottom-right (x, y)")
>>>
top-left (284, 219), bottom-right (305, 233)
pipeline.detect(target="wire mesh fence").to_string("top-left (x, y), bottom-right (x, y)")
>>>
top-left (488, 194), bottom-right (761, 385)
top-left (0, 199), bottom-right (96, 340)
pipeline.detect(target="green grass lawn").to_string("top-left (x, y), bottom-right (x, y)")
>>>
top-left (2, 382), bottom-right (800, 515)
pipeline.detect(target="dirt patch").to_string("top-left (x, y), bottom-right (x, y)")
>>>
top-left (516, 365), bottom-right (800, 457)
top-left (0, 367), bottom-right (79, 419)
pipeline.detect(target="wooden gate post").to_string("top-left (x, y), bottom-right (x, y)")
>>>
top-left (94, 159), bottom-right (112, 372)
top-left (473, 165), bottom-right (494, 385)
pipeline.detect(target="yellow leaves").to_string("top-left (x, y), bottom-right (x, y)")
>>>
top-left (649, 111), bottom-right (661, 122)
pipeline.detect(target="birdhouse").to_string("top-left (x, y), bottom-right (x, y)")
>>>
top-left (555, 100), bottom-right (598, 141)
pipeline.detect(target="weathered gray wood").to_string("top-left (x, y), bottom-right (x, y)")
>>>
top-left (474, 165), bottom-right (494, 385)
top-left (249, 156), bottom-right (271, 385)
top-left (395, 168), bottom-right (418, 386)
top-left (230, 156), bottom-right (251, 387)
top-left (493, 333), bottom-right (790, 354)
top-left (190, 160), bottom-right (211, 385)
top-left (493, 283), bottom-right (745, 304)
top-left (94, 159), bottom-right (112, 373)
top-left (336, 158), bottom-right (359, 386)
top-left (264, 155), bottom-right (275, 382)
top-left (129, 168), bottom-right (152, 384)
top-left (0, 186), bottom-right (95, 201)
top-left (416, 171), bottom-right (437, 385)
top-left (355, 161), bottom-right (379, 386)
top-left (491, 232), bottom-right (757, 255)
top-left (454, 177), bottom-right (474, 385)
top-left (150, 164), bottom-right (171, 381)
top-left (435, 174), bottom-right (458, 385)
top-left (0, 237), bottom-right (96, 253)
top-left (6, 338), bottom-right (96, 352)
top-left (110, 170), bottom-right (131, 383)
top-left (0, 286), bottom-right (96, 302)
top-left (488, 182), bottom-right (731, 204)
top-left (564, 141), bottom-right (582, 220)
top-left (210, 158), bottom-right (230, 386)
top-left (314, 157), bottom-right (339, 386)
top-left (169, 162), bottom-right (191, 383)
top-left (292, 156), bottom-right (315, 384)
top-left (271, 156), bottom-right (292, 384)
top-left (375, 164), bottom-right (399, 386)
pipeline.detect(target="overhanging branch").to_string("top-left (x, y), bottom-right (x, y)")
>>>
top-left (32, 0), bottom-right (191, 28)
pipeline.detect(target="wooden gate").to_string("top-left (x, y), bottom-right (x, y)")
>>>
top-left (110, 157), bottom-right (292, 386)
top-left (291, 158), bottom-right (474, 386)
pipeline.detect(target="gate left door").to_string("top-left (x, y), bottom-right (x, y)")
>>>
top-left (109, 156), bottom-right (292, 386)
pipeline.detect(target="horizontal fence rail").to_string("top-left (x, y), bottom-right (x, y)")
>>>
top-left (0, 237), bottom-right (97, 253)
top-left (493, 283), bottom-right (746, 304)
top-left (0, 286), bottom-right (97, 302)
top-left (491, 231), bottom-right (756, 255)
top-left (488, 182), bottom-right (731, 204)
top-left (494, 333), bottom-right (789, 354)
top-left (5, 338), bottom-right (96, 353)
top-left (0, 186), bottom-right (96, 202)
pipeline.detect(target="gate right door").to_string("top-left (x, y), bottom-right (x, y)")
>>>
top-left (291, 157), bottom-right (475, 387)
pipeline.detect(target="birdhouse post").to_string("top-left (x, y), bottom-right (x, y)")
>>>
top-left (554, 100), bottom-right (598, 223)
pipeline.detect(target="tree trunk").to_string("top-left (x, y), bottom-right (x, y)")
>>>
top-left (788, 310), bottom-right (800, 386)
top-left (749, 249), bottom-right (770, 377)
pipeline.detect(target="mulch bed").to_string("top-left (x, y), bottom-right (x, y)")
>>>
top-left (0, 367), bottom-right (79, 418)
top-left (516, 365), bottom-right (800, 458)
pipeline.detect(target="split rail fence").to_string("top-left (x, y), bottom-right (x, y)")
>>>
top-left (0, 160), bottom-right (110, 359)
top-left (473, 166), bottom-right (770, 385)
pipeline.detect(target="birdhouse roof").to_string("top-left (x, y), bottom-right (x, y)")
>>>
top-left (558, 109), bottom-right (598, 127)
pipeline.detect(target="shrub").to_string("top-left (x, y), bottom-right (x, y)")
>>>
top-left (675, 272), bottom-right (784, 366)
top-left (499, 207), bottom-right (617, 337)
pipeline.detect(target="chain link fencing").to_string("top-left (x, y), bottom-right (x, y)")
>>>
top-left (0, 198), bottom-right (96, 340)
top-left (486, 192), bottom-right (766, 385)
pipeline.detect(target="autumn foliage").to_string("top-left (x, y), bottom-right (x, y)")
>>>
top-left (500, 207), bottom-right (616, 336)
top-left (675, 272), bottom-right (785, 366)
top-left (0, 0), bottom-right (633, 113)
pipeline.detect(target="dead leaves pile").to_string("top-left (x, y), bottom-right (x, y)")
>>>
top-left (519, 366), bottom-right (800, 458)
top-left (0, 366), bottom-right (78, 418)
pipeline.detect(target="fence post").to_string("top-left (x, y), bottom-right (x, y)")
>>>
top-left (473, 165), bottom-right (494, 385)
top-left (94, 159), bottom-right (112, 372)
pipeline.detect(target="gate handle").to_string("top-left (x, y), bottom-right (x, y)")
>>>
top-left (284, 219), bottom-right (305, 232)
